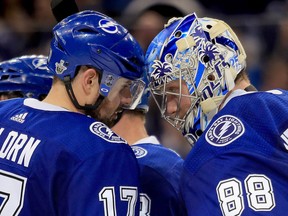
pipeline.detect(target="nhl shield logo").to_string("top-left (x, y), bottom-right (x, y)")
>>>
top-left (205, 115), bottom-right (245, 146)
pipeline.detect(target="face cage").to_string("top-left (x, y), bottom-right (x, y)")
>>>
top-left (149, 59), bottom-right (227, 147)
top-left (149, 67), bottom-right (201, 134)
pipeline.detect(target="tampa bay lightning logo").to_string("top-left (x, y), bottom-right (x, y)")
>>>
top-left (32, 58), bottom-right (47, 70)
top-left (131, 146), bottom-right (148, 158)
top-left (90, 122), bottom-right (126, 144)
top-left (205, 115), bottom-right (245, 146)
top-left (99, 19), bottom-right (118, 34)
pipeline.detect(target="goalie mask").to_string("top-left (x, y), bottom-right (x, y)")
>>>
top-left (145, 12), bottom-right (246, 145)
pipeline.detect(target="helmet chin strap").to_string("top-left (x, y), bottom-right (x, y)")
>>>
top-left (63, 76), bottom-right (102, 111)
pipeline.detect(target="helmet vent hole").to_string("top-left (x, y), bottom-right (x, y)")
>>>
top-left (11, 75), bottom-right (21, 78)
top-left (7, 69), bottom-right (17, 73)
top-left (165, 54), bottom-right (173, 63)
top-left (175, 31), bottom-right (182, 38)
top-left (77, 28), bottom-right (98, 34)
top-left (207, 74), bottom-right (215, 81)
top-left (203, 55), bottom-right (210, 63)
top-left (130, 56), bottom-right (139, 65)
top-left (0, 75), bottom-right (9, 80)
top-left (206, 25), bottom-right (212, 29)
top-left (196, 129), bottom-right (203, 137)
top-left (56, 41), bottom-right (65, 52)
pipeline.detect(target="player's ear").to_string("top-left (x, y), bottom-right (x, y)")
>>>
top-left (83, 67), bottom-right (99, 94)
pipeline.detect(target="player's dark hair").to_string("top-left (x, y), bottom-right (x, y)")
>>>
top-left (235, 70), bottom-right (257, 91)
top-left (234, 70), bottom-right (249, 84)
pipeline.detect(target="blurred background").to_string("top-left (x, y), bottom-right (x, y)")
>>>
top-left (0, 0), bottom-right (287, 157)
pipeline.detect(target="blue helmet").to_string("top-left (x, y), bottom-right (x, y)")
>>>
top-left (0, 55), bottom-right (53, 100)
top-left (48, 10), bottom-right (146, 110)
top-left (145, 13), bottom-right (246, 144)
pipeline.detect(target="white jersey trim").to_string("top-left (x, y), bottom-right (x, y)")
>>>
top-left (23, 98), bottom-right (70, 112)
top-left (133, 136), bottom-right (160, 145)
top-left (222, 89), bottom-right (254, 109)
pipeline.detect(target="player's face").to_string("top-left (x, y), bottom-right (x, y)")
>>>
top-left (91, 79), bottom-right (135, 127)
top-left (0, 94), bottom-right (9, 101)
top-left (0, 92), bottom-right (24, 101)
top-left (164, 79), bottom-right (192, 120)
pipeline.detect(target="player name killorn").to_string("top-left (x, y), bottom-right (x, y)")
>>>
top-left (0, 128), bottom-right (41, 167)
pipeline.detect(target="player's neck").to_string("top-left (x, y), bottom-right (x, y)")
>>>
top-left (43, 84), bottom-right (83, 113)
top-left (219, 79), bottom-right (251, 110)
top-left (112, 113), bottom-right (148, 145)
top-left (233, 79), bottom-right (251, 90)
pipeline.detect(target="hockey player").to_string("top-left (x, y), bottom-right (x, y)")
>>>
top-left (146, 12), bottom-right (288, 215)
top-left (0, 10), bottom-right (145, 215)
top-left (112, 75), bottom-right (186, 215)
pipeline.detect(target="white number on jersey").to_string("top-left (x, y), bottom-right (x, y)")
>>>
top-left (99, 186), bottom-right (138, 216)
top-left (139, 193), bottom-right (151, 216)
top-left (0, 169), bottom-right (27, 216)
top-left (245, 174), bottom-right (275, 211)
top-left (0, 170), bottom-right (139, 216)
top-left (217, 178), bottom-right (244, 216)
top-left (216, 174), bottom-right (275, 216)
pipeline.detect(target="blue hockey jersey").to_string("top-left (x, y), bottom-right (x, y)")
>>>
top-left (0, 98), bottom-right (140, 216)
top-left (131, 136), bottom-right (186, 216)
top-left (181, 89), bottom-right (288, 216)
